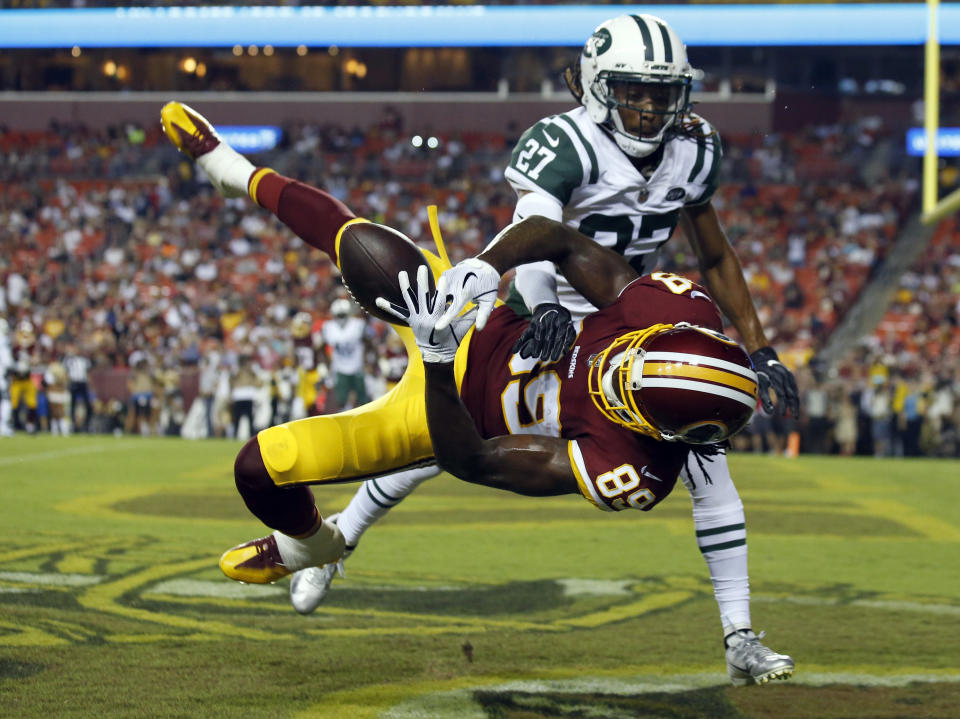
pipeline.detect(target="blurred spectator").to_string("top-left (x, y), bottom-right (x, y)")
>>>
top-left (229, 353), bottom-right (261, 440)
top-left (63, 342), bottom-right (93, 432)
top-left (3, 116), bottom-right (957, 457)
top-left (126, 357), bottom-right (155, 436)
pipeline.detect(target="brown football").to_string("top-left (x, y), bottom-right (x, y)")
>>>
top-left (337, 222), bottom-right (433, 324)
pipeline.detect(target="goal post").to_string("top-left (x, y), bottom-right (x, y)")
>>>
top-left (922, 0), bottom-right (960, 224)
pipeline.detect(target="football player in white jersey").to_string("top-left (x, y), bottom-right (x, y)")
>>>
top-left (289, 14), bottom-right (798, 686)
top-left (319, 298), bottom-right (372, 411)
top-left (505, 14), bottom-right (798, 683)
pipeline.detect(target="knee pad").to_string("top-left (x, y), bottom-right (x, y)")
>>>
top-left (257, 424), bottom-right (299, 475)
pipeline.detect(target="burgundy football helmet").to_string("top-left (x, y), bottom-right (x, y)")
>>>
top-left (588, 322), bottom-right (758, 444)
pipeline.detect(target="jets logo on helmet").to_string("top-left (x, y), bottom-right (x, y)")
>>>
top-left (587, 322), bottom-right (758, 445)
top-left (579, 14), bottom-right (695, 158)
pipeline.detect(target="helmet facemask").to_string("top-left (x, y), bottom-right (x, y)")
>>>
top-left (595, 74), bottom-right (691, 157)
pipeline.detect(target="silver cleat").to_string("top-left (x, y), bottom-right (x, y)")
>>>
top-left (725, 629), bottom-right (795, 686)
top-left (289, 513), bottom-right (351, 615)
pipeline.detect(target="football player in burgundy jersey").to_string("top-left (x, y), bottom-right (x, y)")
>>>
top-left (396, 227), bottom-right (753, 513)
top-left (161, 100), bottom-right (794, 686)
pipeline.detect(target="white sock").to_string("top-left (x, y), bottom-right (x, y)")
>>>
top-left (0, 399), bottom-right (11, 435)
top-left (272, 520), bottom-right (345, 571)
top-left (682, 450), bottom-right (752, 635)
top-left (336, 465), bottom-right (439, 547)
top-left (196, 142), bottom-right (256, 198)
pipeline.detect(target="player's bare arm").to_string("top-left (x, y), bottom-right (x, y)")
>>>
top-left (423, 362), bottom-right (578, 496)
top-left (484, 216), bottom-right (638, 309)
top-left (438, 216), bottom-right (639, 330)
top-left (681, 201), bottom-right (768, 354)
top-left (682, 202), bottom-right (801, 416)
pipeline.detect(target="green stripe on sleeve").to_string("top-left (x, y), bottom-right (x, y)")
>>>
top-left (556, 115), bottom-right (599, 184)
top-left (703, 131), bottom-right (724, 193)
top-left (687, 133), bottom-right (707, 183)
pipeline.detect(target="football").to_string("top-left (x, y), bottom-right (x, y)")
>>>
top-left (337, 222), bottom-right (433, 324)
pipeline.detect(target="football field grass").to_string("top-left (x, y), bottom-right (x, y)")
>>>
top-left (1, 435), bottom-right (958, 718)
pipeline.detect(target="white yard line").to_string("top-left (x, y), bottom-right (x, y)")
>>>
top-left (755, 594), bottom-right (960, 616)
top-left (0, 442), bottom-right (151, 467)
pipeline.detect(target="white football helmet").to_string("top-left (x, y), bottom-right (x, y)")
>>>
top-left (579, 14), bottom-right (695, 158)
top-left (331, 298), bottom-right (352, 318)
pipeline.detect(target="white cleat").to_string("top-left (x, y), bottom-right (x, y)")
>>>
top-left (289, 513), bottom-right (351, 615)
top-left (725, 629), bottom-right (795, 686)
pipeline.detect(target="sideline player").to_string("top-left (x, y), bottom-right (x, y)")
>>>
top-left (160, 99), bottom-right (795, 686)
top-left (319, 298), bottom-right (371, 412)
top-left (299, 14), bottom-right (799, 682)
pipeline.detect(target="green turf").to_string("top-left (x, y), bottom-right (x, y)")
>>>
top-left (0, 436), bottom-right (958, 718)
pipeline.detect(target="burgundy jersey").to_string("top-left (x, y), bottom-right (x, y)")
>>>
top-left (460, 273), bottom-right (724, 512)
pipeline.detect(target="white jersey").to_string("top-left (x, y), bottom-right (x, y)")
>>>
top-left (504, 106), bottom-right (722, 318)
top-left (322, 317), bottom-right (367, 376)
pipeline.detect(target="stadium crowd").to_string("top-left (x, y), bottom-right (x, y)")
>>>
top-left (1, 113), bottom-right (957, 457)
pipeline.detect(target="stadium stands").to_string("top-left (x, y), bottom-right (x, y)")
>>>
top-left (1, 115), bottom-right (955, 455)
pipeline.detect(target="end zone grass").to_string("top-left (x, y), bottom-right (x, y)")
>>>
top-left (1, 436), bottom-right (958, 718)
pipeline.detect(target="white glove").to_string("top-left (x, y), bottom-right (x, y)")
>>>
top-left (435, 258), bottom-right (500, 332)
top-left (376, 265), bottom-right (466, 364)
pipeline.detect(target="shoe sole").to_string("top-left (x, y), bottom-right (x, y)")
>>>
top-left (729, 665), bottom-right (794, 686)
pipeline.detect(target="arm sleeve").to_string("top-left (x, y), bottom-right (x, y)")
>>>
top-left (504, 121), bottom-right (584, 204)
top-left (510, 190), bottom-right (565, 309)
top-left (515, 262), bottom-right (559, 309)
top-left (513, 190), bottom-right (563, 223)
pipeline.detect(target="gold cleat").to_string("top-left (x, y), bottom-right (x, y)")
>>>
top-left (160, 101), bottom-right (222, 160)
top-left (219, 534), bottom-right (291, 584)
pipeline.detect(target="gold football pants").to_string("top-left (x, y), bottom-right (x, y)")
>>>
top-left (258, 246), bottom-right (472, 487)
top-left (10, 378), bottom-right (38, 410)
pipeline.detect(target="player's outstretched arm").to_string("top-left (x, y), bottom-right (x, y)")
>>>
top-left (423, 363), bottom-right (579, 497)
top-left (481, 216), bottom-right (638, 308)
top-left (436, 216), bottom-right (638, 331)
